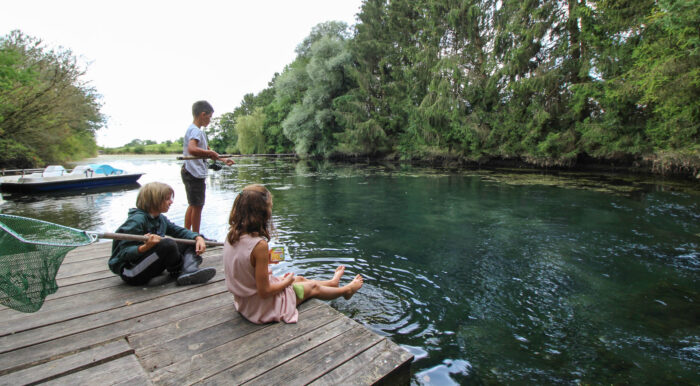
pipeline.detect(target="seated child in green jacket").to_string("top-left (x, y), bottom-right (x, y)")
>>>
top-left (109, 182), bottom-right (215, 286)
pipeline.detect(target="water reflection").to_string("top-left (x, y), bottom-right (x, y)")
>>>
top-left (0, 156), bottom-right (698, 384)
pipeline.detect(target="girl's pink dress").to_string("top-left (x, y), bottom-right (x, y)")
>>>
top-left (223, 234), bottom-right (298, 324)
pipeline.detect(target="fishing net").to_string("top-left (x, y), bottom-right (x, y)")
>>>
top-left (0, 214), bottom-right (96, 313)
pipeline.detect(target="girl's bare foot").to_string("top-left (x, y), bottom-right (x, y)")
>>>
top-left (329, 265), bottom-right (345, 287)
top-left (343, 274), bottom-right (363, 300)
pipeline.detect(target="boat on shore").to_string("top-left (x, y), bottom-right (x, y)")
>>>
top-left (0, 164), bottom-right (144, 193)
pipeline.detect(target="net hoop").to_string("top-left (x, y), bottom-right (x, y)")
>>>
top-left (0, 214), bottom-right (94, 247)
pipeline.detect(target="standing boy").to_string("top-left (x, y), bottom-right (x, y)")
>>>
top-left (181, 100), bottom-right (234, 233)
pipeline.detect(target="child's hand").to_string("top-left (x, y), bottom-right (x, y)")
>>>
top-left (138, 233), bottom-right (161, 254)
top-left (282, 272), bottom-right (294, 285)
top-left (195, 236), bottom-right (206, 255)
top-left (144, 233), bottom-right (161, 248)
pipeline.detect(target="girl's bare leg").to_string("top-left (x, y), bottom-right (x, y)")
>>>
top-left (297, 274), bottom-right (363, 304)
top-left (293, 265), bottom-right (345, 287)
top-left (317, 265), bottom-right (345, 287)
top-left (343, 275), bottom-right (363, 299)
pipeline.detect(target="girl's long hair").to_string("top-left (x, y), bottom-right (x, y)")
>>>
top-left (227, 184), bottom-right (274, 244)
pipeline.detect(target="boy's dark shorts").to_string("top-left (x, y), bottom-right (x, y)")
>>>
top-left (181, 166), bottom-right (206, 207)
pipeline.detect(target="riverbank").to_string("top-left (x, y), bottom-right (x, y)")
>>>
top-left (91, 150), bottom-right (700, 181)
top-left (328, 152), bottom-right (700, 181)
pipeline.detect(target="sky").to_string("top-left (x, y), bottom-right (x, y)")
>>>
top-left (1, 0), bottom-right (364, 147)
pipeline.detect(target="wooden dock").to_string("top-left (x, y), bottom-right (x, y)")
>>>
top-left (0, 242), bottom-right (412, 385)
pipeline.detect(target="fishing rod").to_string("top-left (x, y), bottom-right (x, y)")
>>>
top-left (177, 153), bottom-right (296, 160)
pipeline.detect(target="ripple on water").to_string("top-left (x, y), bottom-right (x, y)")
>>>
top-left (415, 359), bottom-right (472, 385)
top-left (4, 157), bottom-right (699, 385)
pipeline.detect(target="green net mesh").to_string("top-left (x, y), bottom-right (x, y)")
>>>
top-left (0, 214), bottom-right (95, 313)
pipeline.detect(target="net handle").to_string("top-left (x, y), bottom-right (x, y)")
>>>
top-left (94, 232), bottom-right (224, 247)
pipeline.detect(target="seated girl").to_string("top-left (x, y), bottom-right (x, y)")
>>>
top-left (223, 184), bottom-right (363, 324)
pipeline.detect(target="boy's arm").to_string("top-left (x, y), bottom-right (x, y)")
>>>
top-left (187, 138), bottom-right (217, 159)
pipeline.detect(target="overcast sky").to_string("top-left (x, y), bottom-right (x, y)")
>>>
top-left (1, 0), bottom-right (363, 147)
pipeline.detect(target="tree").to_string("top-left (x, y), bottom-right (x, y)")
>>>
top-left (279, 22), bottom-right (354, 157)
top-left (207, 112), bottom-right (237, 153)
top-left (218, 0), bottom-right (700, 173)
top-left (0, 30), bottom-right (103, 168)
top-left (236, 107), bottom-right (266, 154)
top-left (630, 0), bottom-right (699, 150)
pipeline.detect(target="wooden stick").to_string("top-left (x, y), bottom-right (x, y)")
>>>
top-left (177, 153), bottom-right (296, 160)
top-left (96, 232), bottom-right (223, 247)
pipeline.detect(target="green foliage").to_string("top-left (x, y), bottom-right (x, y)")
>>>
top-left (0, 30), bottom-right (104, 168)
top-left (236, 107), bottom-right (267, 154)
top-left (207, 112), bottom-right (237, 153)
top-left (100, 139), bottom-right (181, 154)
top-left (219, 1), bottom-right (699, 173)
top-left (278, 24), bottom-right (354, 157)
top-left (0, 138), bottom-right (40, 168)
top-left (629, 0), bottom-right (700, 150)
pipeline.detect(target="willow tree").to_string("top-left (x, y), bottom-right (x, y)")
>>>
top-left (0, 31), bottom-right (103, 168)
top-left (236, 107), bottom-right (267, 154)
top-left (277, 21), bottom-right (354, 157)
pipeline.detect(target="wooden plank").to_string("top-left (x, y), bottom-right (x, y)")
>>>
top-left (197, 317), bottom-right (357, 385)
top-left (0, 255), bottom-right (224, 336)
top-left (55, 258), bottom-right (110, 279)
top-left (0, 291), bottom-right (231, 375)
top-left (308, 338), bottom-right (414, 386)
top-left (0, 243), bottom-right (218, 309)
top-left (0, 338), bottom-right (133, 385)
top-left (0, 239), bottom-right (413, 385)
top-left (128, 304), bottom-right (240, 351)
top-left (0, 246), bottom-right (113, 311)
top-left (41, 276), bottom-right (125, 302)
top-left (61, 242), bottom-right (112, 264)
top-left (0, 276), bottom-right (223, 337)
top-left (149, 303), bottom-right (343, 385)
top-left (139, 300), bottom-right (325, 374)
top-left (130, 299), bottom-right (322, 351)
top-left (56, 269), bottom-right (115, 286)
top-left (41, 354), bottom-right (152, 385)
top-left (0, 281), bottom-right (227, 355)
top-left (240, 324), bottom-right (383, 385)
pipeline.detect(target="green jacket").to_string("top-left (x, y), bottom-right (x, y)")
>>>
top-left (109, 208), bottom-right (199, 274)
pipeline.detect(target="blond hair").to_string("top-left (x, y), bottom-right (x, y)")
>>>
top-left (136, 182), bottom-right (174, 213)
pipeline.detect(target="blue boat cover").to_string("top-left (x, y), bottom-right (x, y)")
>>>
top-left (87, 164), bottom-right (125, 176)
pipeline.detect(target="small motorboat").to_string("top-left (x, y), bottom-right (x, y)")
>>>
top-left (0, 164), bottom-right (144, 193)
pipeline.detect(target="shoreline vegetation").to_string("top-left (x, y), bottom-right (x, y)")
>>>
top-left (2, 1), bottom-right (699, 180)
top-left (95, 147), bottom-right (700, 181)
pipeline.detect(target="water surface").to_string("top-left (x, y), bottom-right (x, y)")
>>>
top-left (1, 156), bottom-right (698, 384)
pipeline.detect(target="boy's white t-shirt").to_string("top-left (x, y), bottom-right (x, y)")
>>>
top-left (183, 123), bottom-right (208, 178)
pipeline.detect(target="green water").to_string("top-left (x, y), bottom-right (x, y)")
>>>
top-left (1, 157), bottom-right (698, 384)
